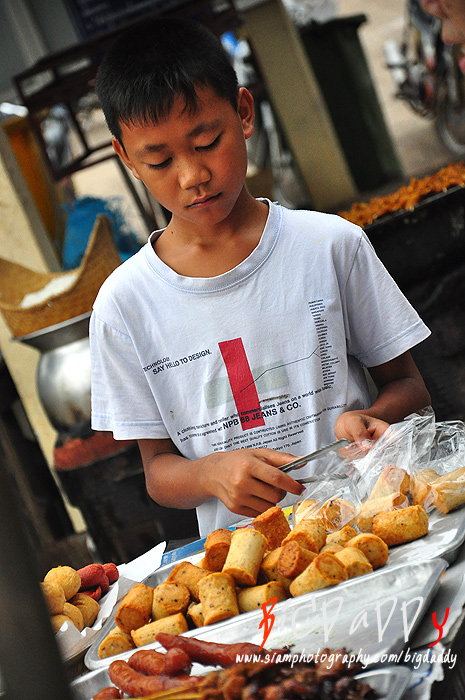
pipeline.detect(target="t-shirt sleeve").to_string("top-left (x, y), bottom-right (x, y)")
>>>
top-left (342, 231), bottom-right (431, 367)
top-left (90, 311), bottom-right (170, 440)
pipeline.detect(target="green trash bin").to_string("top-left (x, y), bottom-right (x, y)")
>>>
top-left (299, 14), bottom-right (402, 192)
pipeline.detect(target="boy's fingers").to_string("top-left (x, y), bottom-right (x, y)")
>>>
top-left (253, 448), bottom-right (298, 466)
top-left (254, 462), bottom-right (305, 496)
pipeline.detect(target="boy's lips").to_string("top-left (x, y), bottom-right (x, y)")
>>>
top-left (188, 193), bottom-right (220, 208)
top-left (459, 48), bottom-right (465, 74)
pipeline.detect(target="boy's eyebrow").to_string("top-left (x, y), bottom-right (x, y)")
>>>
top-left (188, 118), bottom-right (222, 138)
top-left (136, 143), bottom-right (166, 157)
top-left (136, 119), bottom-right (222, 157)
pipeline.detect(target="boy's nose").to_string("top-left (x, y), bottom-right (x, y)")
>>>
top-left (178, 160), bottom-right (211, 189)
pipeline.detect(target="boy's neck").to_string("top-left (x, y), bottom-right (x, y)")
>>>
top-left (153, 189), bottom-right (269, 278)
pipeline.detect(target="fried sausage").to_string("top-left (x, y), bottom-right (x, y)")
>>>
top-left (108, 660), bottom-right (199, 696)
top-left (92, 687), bottom-right (122, 700)
top-left (156, 632), bottom-right (283, 668)
top-left (103, 563), bottom-right (119, 584)
top-left (78, 564), bottom-right (110, 595)
top-left (127, 647), bottom-right (192, 676)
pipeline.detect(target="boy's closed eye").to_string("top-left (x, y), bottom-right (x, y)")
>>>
top-left (147, 158), bottom-right (172, 170)
top-left (196, 132), bottom-right (222, 151)
top-left (145, 133), bottom-right (223, 169)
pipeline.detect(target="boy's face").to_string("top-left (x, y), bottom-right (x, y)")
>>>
top-left (113, 86), bottom-right (254, 229)
top-left (422, 0), bottom-right (465, 44)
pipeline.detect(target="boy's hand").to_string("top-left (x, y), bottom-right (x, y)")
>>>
top-left (334, 411), bottom-right (389, 443)
top-left (202, 448), bottom-right (306, 519)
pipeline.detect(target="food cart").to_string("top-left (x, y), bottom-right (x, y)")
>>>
top-left (2, 4), bottom-right (465, 699)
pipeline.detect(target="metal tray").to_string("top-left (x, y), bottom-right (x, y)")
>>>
top-left (85, 504), bottom-right (465, 670)
top-left (359, 666), bottom-right (412, 700)
top-left (85, 551), bottom-right (205, 669)
top-left (160, 500), bottom-right (465, 569)
top-left (85, 557), bottom-right (445, 671)
top-left (364, 183), bottom-right (465, 288)
top-left (71, 660), bottom-right (411, 700)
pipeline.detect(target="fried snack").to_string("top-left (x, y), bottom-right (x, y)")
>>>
top-left (44, 565), bottom-right (81, 601)
top-left (430, 467), bottom-right (465, 514)
top-left (259, 548), bottom-right (292, 591)
top-left (281, 517), bottom-right (326, 553)
top-left (202, 529), bottom-right (232, 571)
top-left (277, 541), bottom-right (317, 578)
top-left (198, 572), bottom-right (239, 626)
top-left (115, 583), bottom-right (154, 634)
top-left (294, 499), bottom-right (320, 524)
top-left (373, 504), bottom-right (429, 546)
top-left (320, 542), bottom-right (344, 554)
top-left (367, 466), bottom-right (410, 500)
top-left (78, 563), bottom-right (109, 595)
top-left (345, 533), bottom-right (389, 569)
top-left (41, 581), bottom-right (65, 615)
top-left (63, 602), bottom-right (84, 631)
top-left (187, 601), bottom-right (204, 628)
top-left (98, 627), bottom-right (135, 659)
top-left (251, 506), bottom-right (291, 550)
top-left (411, 468), bottom-right (440, 507)
top-left (334, 547), bottom-right (373, 578)
top-left (237, 581), bottom-right (288, 613)
top-left (50, 613), bottom-right (74, 633)
top-left (326, 525), bottom-right (358, 547)
top-left (103, 562), bottom-right (120, 584)
top-left (289, 552), bottom-right (348, 597)
top-left (151, 582), bottom-right (191, 620)
top-left (356, 492), bottom-right (409, 533)
top-left (131, 612), bottom-right (188, 647)
top-left (70, 592), bottom-right (100, 627)
top-left (320, 498), bottom-right (356, 532)
top-left (92, 688), bottom-right (121, 700)
top-left (434, 466), bottom-right (465, 482)
top-left (339, 163), bottom-right (465, 227)
top-left (222, 528), bottom-right (268, 586)
top-left (167, 561), bottom-right (210, 601)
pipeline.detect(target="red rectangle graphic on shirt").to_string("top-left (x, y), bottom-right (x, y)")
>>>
top-left (219, 338), bottom-right (265, 430)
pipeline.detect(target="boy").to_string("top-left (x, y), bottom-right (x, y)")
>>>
top-left (422, 0), bottom-right (465, 49)
top-left (90, 17), bottom-right (431, 536)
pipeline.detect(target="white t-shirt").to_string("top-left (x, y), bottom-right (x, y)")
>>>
top-left (90, 201), bottom-right (430, 535)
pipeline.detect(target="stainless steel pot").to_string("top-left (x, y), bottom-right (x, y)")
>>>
top-left (15, 312), bottom-right (91, 432)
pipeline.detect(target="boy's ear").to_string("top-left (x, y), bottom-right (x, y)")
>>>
top-left (112, 137), bottom-right (141, 180)
top-left (237, 87), bottom-right (255, 139)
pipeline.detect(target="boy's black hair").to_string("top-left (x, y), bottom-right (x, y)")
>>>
top-left (96, 17), bottom-right (239, 143)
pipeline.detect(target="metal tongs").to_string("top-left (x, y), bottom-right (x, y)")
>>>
top-left (279, 438), bottom-right (353, 484)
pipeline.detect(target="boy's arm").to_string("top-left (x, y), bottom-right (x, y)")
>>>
top-left (334, 351), bottom-right (431, 442)
top-left (138, 438), bottom-right (305, 519)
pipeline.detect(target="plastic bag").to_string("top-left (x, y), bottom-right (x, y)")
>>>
top-left (353, 407), bottom-right (436, 500)
top-left (291, 440), bottom-right (370, 530)
top-left (291, 409), bottom-right (465, 550)
top-left (353, 408), bottom-right (465, 520)
top-left (410, 419), bottom-right (465, 514)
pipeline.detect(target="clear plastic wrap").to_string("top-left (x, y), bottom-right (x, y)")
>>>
top-left (291, 441), bottom-right (369, 530)
top-left (353, 408), bottom-right (436, 500)
top-left (353, 409), bottom-right (465, 518)
top-left (412, 419), bottom-right (465, 515)
top-left (292, 409), bottom-right (465, 546)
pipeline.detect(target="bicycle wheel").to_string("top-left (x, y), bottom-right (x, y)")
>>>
top-left (435, 73), bottom-right (465, 158)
